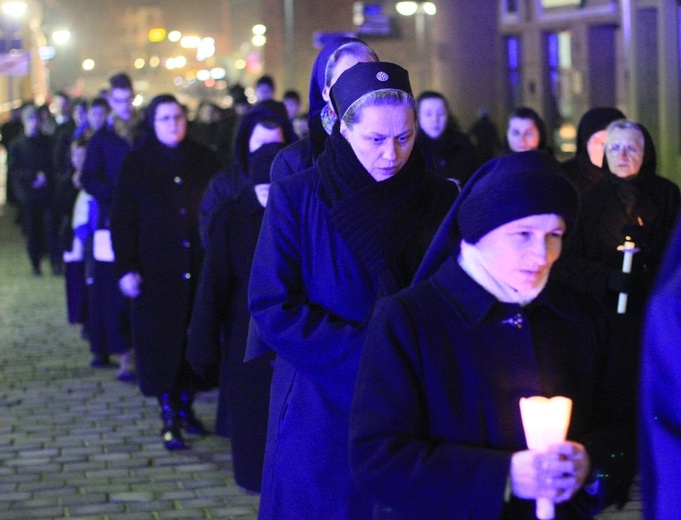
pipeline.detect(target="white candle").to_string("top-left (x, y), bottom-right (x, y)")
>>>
top-left (519, 396), bottom-right (573, 520)
top-left (617, 238), bottom-right (639, 314)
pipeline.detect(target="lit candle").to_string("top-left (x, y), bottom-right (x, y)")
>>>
top-left (616, 237), bottom-right (640, 315)
top-left (519, 396), bottom-right (573, 520)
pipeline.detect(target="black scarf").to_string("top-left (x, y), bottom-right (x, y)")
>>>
top-left (318, 125), bottom-right (431, 296)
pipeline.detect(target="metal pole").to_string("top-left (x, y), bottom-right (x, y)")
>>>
top-left (283, 0), bottom-right (295, 89)
top-left (415, 7), bottom-right (427, 92)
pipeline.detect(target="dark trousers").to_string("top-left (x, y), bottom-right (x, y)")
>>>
top-left (22, 201), bottom-right (60, 271)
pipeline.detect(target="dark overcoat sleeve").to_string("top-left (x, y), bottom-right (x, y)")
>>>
top-left (247, 178), bottom-right (366, 379)
top-left (640, 265), bottom-right (681, 519)
top-left (109, 153), bottom-right (140, 279)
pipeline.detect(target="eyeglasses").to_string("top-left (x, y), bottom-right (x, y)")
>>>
top-left (605, 143), bottom-right (641, 156)
top-left (155, 114), bottom-right (185, 124)
top-left (110, 96), bottom-right (133, 105)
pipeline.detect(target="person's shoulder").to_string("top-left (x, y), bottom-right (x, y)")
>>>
top-left (271, 137), bottom-right (312, 181)
top-left (423, 170), bottom-right (460, 201)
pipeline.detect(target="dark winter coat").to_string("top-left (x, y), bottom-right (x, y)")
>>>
top-left (640, 213), bottom-right (681, 519)
top-left (187, 187), bottom-right (273, 492)
top-left (81, 125), bottom-right (135, 228)
top-left (248, 156), bottom-right (457, 518)
top-left (351, 257), bottom-right (636, 519)
top-left (110, 138), bottom-right (219, 396)
top-left (556, 127), bottom-right (680, 312)
top-left (8, 133), bottom-right (54, 204)
top-left (416, 125), bottom-right (479, 186)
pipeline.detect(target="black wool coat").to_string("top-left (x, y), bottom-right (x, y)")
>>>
top-left (187, 187), bottom-right (273, 492)
top-left (8, 133), bottom-right (54, 204)
top-left (351, 257), bottom-right (636, 519)
top-left (110, 138), bottom-right (220, 396)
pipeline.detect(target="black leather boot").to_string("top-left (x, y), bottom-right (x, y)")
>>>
top-left (178, 391), bottom-right (210, 436)
top-left (158, 392), bottom-right (188, 450)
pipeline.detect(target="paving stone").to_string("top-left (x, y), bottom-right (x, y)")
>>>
top-left (109, 491), bottom-right (155, 502)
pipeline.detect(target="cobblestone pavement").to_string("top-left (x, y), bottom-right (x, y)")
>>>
top-left (0, 204), bottom-right (258, 519)
top-left (0, 203), bottom-right (642, 519)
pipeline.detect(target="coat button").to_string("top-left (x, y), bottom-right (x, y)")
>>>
top-left (174, 176), bottom-right (183, 184)
top-left (183, 273), bottom-right (191, 280)
top-left (182, 240), bottom-right (190, 248)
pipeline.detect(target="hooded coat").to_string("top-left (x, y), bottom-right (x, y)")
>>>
top-left (350, 151), bottom-right (636, 519)
top-left (186, 142), bottom-right (283, 492)
top-left (198, 100), bottom-right (297, 244)
top-left (110, 138), bottom-right (220, 396)
top-left (561, 107), bottom-right (625, 194)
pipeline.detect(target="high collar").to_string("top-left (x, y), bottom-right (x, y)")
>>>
top-left (429, 255), bottom-right (580, 327)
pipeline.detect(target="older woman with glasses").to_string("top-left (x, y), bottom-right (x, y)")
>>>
top-left (555, 118), bottom-right (680, 407)
top-left (110, 94), bottom-right (221, 451)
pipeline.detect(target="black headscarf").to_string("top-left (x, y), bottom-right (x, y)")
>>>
top-left (414, 151), bottom-right (578, 283)
top-left (233, 100), bottom-right (297, 175)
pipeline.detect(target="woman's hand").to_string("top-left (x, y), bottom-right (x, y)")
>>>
top-left (119, 272), bottom-right (143, 299)
top-left (510, 441), bottom-right (591, 503)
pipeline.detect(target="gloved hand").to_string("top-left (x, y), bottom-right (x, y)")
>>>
top-left (607, 270), bottom-right (632, 293)
top-left (119, 272), bottom-right (143, 299)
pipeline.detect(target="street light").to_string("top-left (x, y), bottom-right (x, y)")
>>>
top-left (52, 30), bottom-right (70, 45)
top-left (1, 1), bottom-right (27, 18)
top-left (395, 1), bottom-right (437, 91)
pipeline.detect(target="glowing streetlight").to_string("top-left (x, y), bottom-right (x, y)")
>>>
top-left (168, 31), bottom-right (181, 43)
top-left (251, 34), bottom-right (266, 47)
top-left (396, 1), bottom-right (437, 91)
top-left (134, 58), bottom-right (145, 69)
top-left (2, 2), bottom-right (27, 18)
top-left (148, 28), bottom-right (166, 43)
top-left (82, 59), bottom-right (95, 71)
top-left (52, 30), bottom-right (71, 45)
top-left (234, 59), bottom-right (246, 70)
top-left (180, 35), bottom-right (201, 49)
top-left (252, 24), bottom-right (266, 36)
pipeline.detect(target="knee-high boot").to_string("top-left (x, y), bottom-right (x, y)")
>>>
top-left (178, 390), bottom-right (210, 436)
top-left (159, 392), bottom-right (188, 450)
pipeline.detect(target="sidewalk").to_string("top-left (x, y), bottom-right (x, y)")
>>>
top-left (0, 202), bottom-right (642, 519)
top-left (0, 203), bottom-right (259, 519)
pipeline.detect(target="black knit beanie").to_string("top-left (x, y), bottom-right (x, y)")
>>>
top-left (458, 151), bottom-right (579, 243)
top-left (414, 150), bottom-right (578, 282)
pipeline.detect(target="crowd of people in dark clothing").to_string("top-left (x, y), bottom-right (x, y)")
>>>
top-left (2, 33), bottom-right (679, 519)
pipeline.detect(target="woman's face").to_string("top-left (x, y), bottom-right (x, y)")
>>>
top-left (340, 104), bottom-right (416, 182)
top-left (586, 129), bottom-right (608, 168)
top-left (507, 117), bottom-right (540, 152)
top-left (418, 97), bottom-right (448, 139)
top-left (153, 102), bottom-right (186, 147)
top-left (604, 127), bottom-right (644, 178)
top-left (475, 214), bottom-right (565, 292)
top-left (88, 106), bottom-right (108, 133)
top-left (248, 123), bottom-right (284, 153)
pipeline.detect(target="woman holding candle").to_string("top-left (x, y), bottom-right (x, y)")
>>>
top-left (350, 151), bottom-right (636, 519)
top-left (555, 120), bottom-right (679, 403)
